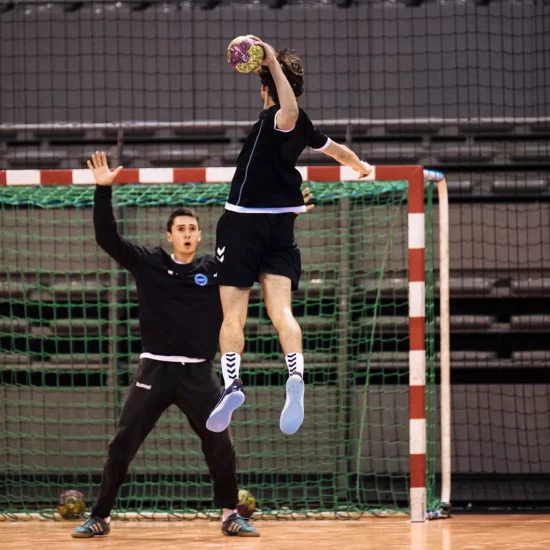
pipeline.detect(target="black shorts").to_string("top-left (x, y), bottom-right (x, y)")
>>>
top-left (215, 211), bottom-right (301, 291)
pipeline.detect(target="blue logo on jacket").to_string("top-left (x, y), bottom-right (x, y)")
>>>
top-left (194, 273), bottom-right (208, 286)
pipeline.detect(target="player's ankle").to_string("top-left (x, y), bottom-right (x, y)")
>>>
top-left (285, 352), bottom-right (304, 377)
top-left (222, 508), bottom-right (237, 521)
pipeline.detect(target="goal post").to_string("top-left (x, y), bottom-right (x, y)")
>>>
top-left (0, 165), bottom-right (449, 521)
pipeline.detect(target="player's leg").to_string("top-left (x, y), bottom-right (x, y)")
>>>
top-left (173, 363), bottom-right (259, 537)
top-left (260, 213), bottom-right (304, 435)
top-left (260, 273), bottom-right (305, 435)
top-left (207, 211), bottom-right (263, 433)
top-left (206, 285), bottom-right (250, 432)
top-left (72, 359), bottom-right (171, 537)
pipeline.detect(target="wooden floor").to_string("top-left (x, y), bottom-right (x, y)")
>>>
top-left (1, 515), bottom-right (550, 550)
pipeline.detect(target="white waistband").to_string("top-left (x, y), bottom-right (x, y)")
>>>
top-left (225, 202), bottom-right (307, 214)
top-left (140, 352), bottom-right (207, 364)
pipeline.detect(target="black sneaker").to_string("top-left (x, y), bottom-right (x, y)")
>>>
top-left (71, 516), bottom-right (110, 538)
top-left (206, 379), bottom-right (245, 432)
top-left (221, 513), bottom-right (259, 537)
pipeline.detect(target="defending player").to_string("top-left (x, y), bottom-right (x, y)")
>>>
top-left (71, 152), bottom-right (259, 538)
top-left (207, 36), bottom-right (372, 436)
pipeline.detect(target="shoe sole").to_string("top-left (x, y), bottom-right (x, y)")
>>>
top-left (280, 376), bottom-right (304, 435)
top-left (71, 532), bottom-right (109, 538)
top-left (206, 390), bottom-right (245, 432)
top-left (222, 531), bottom-right (260, 537)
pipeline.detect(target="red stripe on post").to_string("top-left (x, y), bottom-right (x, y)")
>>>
top-left (308, 166), bottom-right (341, 182)
top-left (409, 317), bottom-right (425, 351)
top-left (173, 168), bottom-right (207, 183)
top-left (410, 386), bottom-right (426, 420)
top-left (407, 166), bottom-right (425, 215)
top-left (409, 248), bottom-right (425, 283)
top-left (0, 172), bottom-right (6, 186)
top-left (410, 453), bottom-right (426, 488)
top-left (114, 169), bottom-right (140, 184)
top-left (41, 170), bottom-right (73, 186)
top-left (375, 165), bottom-right (424, 214)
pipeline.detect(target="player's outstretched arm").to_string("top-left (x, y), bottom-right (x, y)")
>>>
top-left (89, 151), bottom-right (150, 270)
top-left (248, 35), bottom-right (299, 131)
top-left (321, 141), bottom-right (372, 179)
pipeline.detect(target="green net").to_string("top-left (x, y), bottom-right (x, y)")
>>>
top-left (0, 181), bottom-right (436, 518)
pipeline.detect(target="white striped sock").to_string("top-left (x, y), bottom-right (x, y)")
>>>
top-left (221, 353), bottom-right (241, 388)
top-left (285, 352), bottom-right (304, 377)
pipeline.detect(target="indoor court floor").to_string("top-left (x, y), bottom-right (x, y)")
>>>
top-left (1, 515), bottom-right (549, 550)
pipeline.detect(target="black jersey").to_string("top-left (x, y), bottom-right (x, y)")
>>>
top-left (94, 185), bottom-right (222, 361)
top-left (226, 106), bottom-right (330, 212)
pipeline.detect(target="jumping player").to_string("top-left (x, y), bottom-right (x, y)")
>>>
top-left (207, 37), bottom-right (372, 436)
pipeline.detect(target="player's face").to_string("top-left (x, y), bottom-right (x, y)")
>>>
top-left (166, 216), bottom-right (201, 255)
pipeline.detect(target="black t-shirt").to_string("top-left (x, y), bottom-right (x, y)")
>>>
top-left (93, 185), bottom-right (222, 361)
top-left (226, 106), bottom-right (330, 212)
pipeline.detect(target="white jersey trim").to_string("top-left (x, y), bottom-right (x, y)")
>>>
top-left (140, 352), bottom-right (207, 364)
top-left (311, 137), bottom-right (332, 151)
top-left (274, 110), bottom-right (296, 133)
top-left (225, 202), bottom-right (307, 214)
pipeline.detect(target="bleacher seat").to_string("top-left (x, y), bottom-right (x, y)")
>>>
top-left (32, 319), bottom-right (106, 338)
top-left (6, 149), bottom-right (65, 169)
top-left (0, 319), bottom-right (27, 333)
top-left (0, 353), bottom-right (31, 367)
top-left (384, 119), bottom-right (443, 134)
top-left (510, 278), bottom-right (550, 296)
top-left (511, 351), bottom-right (550, 366)
top-left (146, 147), bottom-right (210, 166)
top-left (445, 179), bottom-right (473, 194)
top-left (457, 119), bottom-right (515, 134)
top-left (34, 125), bottom-right (86, 139)
top-left (510, 315), bottom-right (550, 330)
top-left (435, 145), bottom-right (495, 163)
top-left (359, 145), bottom-right (424, 164)
top-left (492, 178), bottom-right (549, 194)
top-left (445, 315), bottom-right (496, 331)
top-left (508, 144), bottom-right (550, 162)
top-left (46, 354), bottom-right (106, 370)
top-left (440, 277), bottom-right (495, 296)
top-left (436, 351), bottom-right (498, 368)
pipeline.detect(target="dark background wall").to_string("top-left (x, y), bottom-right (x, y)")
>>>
top-left (1, 2), bottom-right (548, 124)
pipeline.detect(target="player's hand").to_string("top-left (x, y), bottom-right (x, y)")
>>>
top-left (87, 151), bottom-right (123, 186)
top-left (357, 161), bottom-right (373, 179)
top-left (247, 35), bottom-right (277, 68)
top-left (297, 187), bottom-right (314, 215)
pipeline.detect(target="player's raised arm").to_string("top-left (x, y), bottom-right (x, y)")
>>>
top-left (89, 151), bottom-right (151, 270)
top-left (320, 141), bottom-right (373, 179)
top-left (249, 35), bottom-right (299, 130)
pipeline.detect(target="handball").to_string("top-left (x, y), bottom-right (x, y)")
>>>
top-left (57, 489), bottom-right (87, 520)
top-left (227, 36), bottom-right (265, 73)
top-left (236, 489), bottom-right (257, 519)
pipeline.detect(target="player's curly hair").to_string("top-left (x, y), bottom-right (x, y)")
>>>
top-left (259, 48), bottom-right (304, 104)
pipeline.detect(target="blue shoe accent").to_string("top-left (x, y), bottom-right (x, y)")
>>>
top-left (222, 513), bottom-right (259, 537)
top-left (206, 379), bottom-right (245, 432)
top-left (71, 516), bottom-right (110, 538)
top-left (280, 374), bottom-right (304, 435)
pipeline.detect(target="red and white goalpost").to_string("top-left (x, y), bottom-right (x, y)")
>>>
top-left (0, 164), bottom-right (450, 523)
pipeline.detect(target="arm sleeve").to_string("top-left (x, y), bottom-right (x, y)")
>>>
top-left (305, 115), bottom-right (331, 150)
top-left (93, 185), bottom-right (154, 271)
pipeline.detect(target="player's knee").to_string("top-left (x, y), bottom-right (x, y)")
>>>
top-left (222, 315), bottom-right (246, 333)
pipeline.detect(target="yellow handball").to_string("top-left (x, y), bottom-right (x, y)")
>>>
top-left (227, 36), bottom-right (265, 74)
